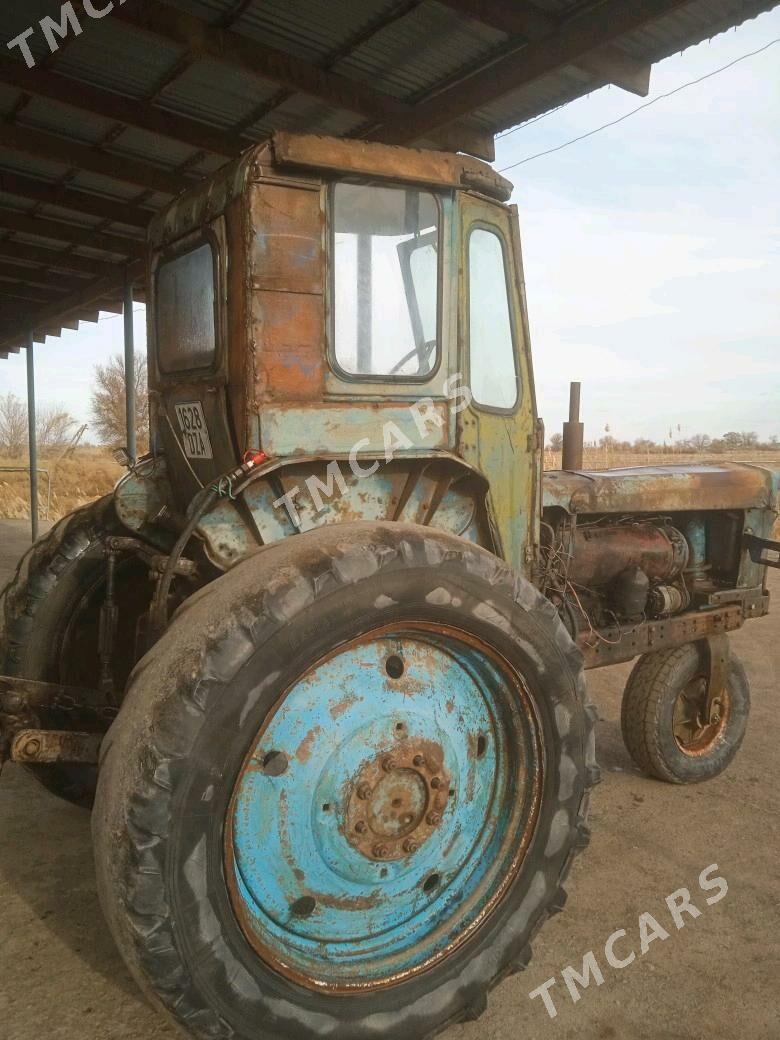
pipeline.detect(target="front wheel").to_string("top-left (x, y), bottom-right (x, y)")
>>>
top-left (621, 642), bottom-right (750, 783)
top-left (94, 522), bottom-right (598, 1040)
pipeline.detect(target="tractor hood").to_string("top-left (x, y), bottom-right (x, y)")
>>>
top-left (543, 463), bottom-right (780, 516)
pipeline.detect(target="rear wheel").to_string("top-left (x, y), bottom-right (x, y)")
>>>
top-left (0, 496), bottom-right (150, 806)
top-left (94, 522), bottom-right (598, 1040)
top-left (621, 643), bottom-right (750, 783)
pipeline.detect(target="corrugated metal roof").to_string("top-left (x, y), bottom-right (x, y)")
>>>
top-left (338, 3), bottom-right (505, 100)
top-left (0, 0), bottom-right (776, 355)
top-left (55, 18), bottom-right (185, 98)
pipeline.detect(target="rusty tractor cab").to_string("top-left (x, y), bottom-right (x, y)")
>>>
top-left (1, 133), bottom-right (779, 1040)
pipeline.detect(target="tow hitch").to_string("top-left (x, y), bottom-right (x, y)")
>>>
top-left (0, 676), bottom-right (111, 773)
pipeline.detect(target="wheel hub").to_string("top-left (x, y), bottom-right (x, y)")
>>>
top-left (673, 677), bottom-right (730, 755)
top-left (346, 739), bottom-right (450, 861)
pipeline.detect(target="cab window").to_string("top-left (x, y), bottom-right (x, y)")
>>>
top-left (332, 183), bottom-right (440, 379)
top-left (156, 241), bottom-right (217, 373)
top-left (468, 227), bottom-right (519, 411)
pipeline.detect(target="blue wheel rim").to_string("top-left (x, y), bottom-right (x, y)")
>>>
top-left (226, 622), bottom-right (542, 992)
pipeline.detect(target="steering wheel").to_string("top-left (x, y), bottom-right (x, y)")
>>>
top-left (388, 339), bottom-right (437, 376)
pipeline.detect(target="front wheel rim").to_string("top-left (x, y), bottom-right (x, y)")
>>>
top-left (672, 677), bottom-right (731, 755)
top-left (225, 622), bottom-right (543, 993)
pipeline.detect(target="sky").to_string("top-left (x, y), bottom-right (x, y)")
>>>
top-left (496, 7), bottom-right (780, 445)
top-left (1, 6), bottom-right (778, 446)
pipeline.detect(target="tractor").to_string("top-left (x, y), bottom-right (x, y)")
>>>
top-left (1, 132), bottom-right (778, 1040)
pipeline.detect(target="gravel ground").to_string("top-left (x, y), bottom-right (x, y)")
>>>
top-left (1, 518), bottom-right (777, 1040)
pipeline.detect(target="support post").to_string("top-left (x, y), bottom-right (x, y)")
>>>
top-left (25, 331), bottom-right (39, 542)
top-left (123, 269), bottom-right (137, 464)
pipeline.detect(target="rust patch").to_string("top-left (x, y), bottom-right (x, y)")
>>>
top-left (580, 603), bottom-right (746, 669)
top-left (329, 693), bottom-right (359, 719)
top-left (252, 290), bottom-right (325, 403)
top-left (303, 888), bottom-right (381, 912)
top-left (296, 724), bottom-right (322, 763)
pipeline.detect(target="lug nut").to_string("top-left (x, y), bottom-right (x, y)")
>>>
top-left (382, 756), bottom-right (396, 773)
top-left (426, 812), bottom-right (441, 826)
top-left (354, 821), bottom-right (367, 834)
top-left (357, 782), bottom-right (372, 800)
top-left (403, 838), bottom-right (419, 854)
top-left (430, 776), bottom-right (442, 789)
top-left (373, 843), bottom-right (389, 859)
top-left (413, 754), bottom-right (426, 768)
top-left (21, 737), bottom-right (41, 758)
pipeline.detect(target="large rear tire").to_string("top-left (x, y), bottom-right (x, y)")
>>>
top-left (93, 522), bottom-right (598, 1040)
top-left (0, 496), bottom-right (149, 806)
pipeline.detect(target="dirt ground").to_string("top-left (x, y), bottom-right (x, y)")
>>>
top-left (0, 518), bottom-right (777, 1040)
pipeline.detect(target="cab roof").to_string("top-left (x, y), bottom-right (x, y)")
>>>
top-left (148, 133), bottom-right (513, 249)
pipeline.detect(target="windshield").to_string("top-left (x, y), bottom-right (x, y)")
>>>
top-left (332, 183), bottom-right (440, 379)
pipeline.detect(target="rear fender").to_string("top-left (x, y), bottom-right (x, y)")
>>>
top-left (194, 452), bottom-right (497, 570)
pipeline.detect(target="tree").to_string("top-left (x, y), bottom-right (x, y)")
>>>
top-left (0, 392), bottom-right (27, 456)
top-left (0, 393), bottom-right (76, 456)
top-left (689, 434), bottom-right (711, 452)
top-left (548, 432), bottom-right (563, 451)
top-left (90, 353), bottom-right (149, 451)
top-left (37, 404), bottom-right (77, 451)
top-left (633, 438), bottom-right (655, 453)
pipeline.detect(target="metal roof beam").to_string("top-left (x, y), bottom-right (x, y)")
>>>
top-left (371, 0), bottom-right (690, 144)
top-left (112, 0), bottom-right (494, 160)
top-left (0, 55), bottom-right (243, 159)
top-left (0, 260), bottom-right (84, 293)
top-left (0, 285), bottom-right (67, 305)
top-left (438, 0), bottom-right (650, 96)
top-left (0, 211), bottom-right (144, 258)
top-left (0, 170), bottom-right (154, 229)
top-left (1, 123), bottom-right (185, 195)
top-left (0, 241), bottom-right (108, 278)
top-left (0, 257), bottom-right (145, 356)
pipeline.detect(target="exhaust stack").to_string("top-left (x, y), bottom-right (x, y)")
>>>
top-left (562, 381), bottom-right (584, 471)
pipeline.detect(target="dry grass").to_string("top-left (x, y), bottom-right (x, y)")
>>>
top-left (0, 447), bottom-right (122, 521)
top-left (543, 447), bottom-right (780, 471)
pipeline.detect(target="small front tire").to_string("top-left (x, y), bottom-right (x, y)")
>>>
top-left (621, 642), bottom-right (750, 783)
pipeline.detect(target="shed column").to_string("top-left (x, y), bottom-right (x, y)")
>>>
top-left (123, 269), bottom-right (137, 464)
top-left (26, 331), bottom-right (39, 542)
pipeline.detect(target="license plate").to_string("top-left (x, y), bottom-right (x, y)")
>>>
top-left (174, 402), bottom-right (213, 460)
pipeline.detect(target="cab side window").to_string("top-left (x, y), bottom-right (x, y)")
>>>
top-left (468, 227), bottom-right (519, 411)
top-left (156, 241), bottom-right (217, 373)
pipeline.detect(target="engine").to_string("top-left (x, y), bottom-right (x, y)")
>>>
top-left (541, 517), bottom-right (697, 636)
